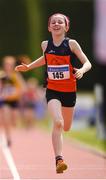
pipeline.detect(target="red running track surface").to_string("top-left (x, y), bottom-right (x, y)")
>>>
top-left (0, 128), bottom-right (106, 180)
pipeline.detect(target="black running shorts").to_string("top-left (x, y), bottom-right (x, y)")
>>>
top-left (46, 88), bottom-right (76, 107)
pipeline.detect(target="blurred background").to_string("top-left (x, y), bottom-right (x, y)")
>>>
top-left (0, 0), bottom-right (106, 154)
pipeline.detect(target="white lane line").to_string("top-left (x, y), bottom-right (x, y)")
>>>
top-left (0, 132), bottom-right (21, 180)
top-left (0, 179), bottom-right (105, 180)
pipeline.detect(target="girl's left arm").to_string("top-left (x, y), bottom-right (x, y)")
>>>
top-left (69, 40), bottom-right (92, 79)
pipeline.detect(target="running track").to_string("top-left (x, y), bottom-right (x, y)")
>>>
top-left (0, 127), bottom-right (106, 180)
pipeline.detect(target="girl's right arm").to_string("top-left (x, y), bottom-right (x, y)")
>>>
top-left (69, 39), bottom-right (92, 79)
top-left (15, 41), bottom-right (48, 72)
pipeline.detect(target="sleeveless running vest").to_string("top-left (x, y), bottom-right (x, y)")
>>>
top-left (44, 38), bottom-right (77, 92)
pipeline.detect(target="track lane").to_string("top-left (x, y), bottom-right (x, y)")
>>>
top-left (0, 128), bottom-right (106, 179)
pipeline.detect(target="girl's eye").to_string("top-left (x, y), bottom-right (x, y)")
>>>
top-left (58, 21), bottom-right (63, 24)
top-left (51, 21), bottom-right (64, 25)
top-left (51, 21), bottom-right (56, 24)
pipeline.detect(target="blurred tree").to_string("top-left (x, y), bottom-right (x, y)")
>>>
top-left (0, 0), bottom-right (28, 56)
top-left (24, 0), bottom-right (44, 82)
top-left (25, 0), bottom-right (42, 58)
top-left (0, 0), bottom-right (44, 83)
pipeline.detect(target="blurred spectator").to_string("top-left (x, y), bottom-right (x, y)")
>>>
top-left (0, 70), bottom-right (10, 145)
top-left (35, 85), bottom-right (47, 120)
top-left (0, 56), bottom-right (25, 146)
top-left (20, 77), bottom-right (38, 128)
top-left (20, 77), bottom-right (47, 129)
top-left (93, 0), bottom-right (106, 139)
top-left (17, 55), bottom-right (47, 127)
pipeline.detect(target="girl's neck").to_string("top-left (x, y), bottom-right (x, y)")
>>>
top-left (52, 34), bottom-right (65, 46)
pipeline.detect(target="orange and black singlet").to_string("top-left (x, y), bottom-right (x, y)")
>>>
top-left (44, 38), bottom-right (77, 92)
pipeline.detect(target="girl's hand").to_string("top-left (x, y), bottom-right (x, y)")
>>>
top-left (15, 63), bottom-right (29, 72)
top-left (74, 68), bottom-right (84, 79)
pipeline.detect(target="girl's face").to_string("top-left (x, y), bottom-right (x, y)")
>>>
top-left (48, 15), bottom-right (68, 36)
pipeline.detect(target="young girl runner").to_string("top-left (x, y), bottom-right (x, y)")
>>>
top-left (15, 13), bottom-right (92, 173)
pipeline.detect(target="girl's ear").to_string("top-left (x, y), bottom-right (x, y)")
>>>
top-left (65, 26), bottom-right (69, 32)
top-left (48, 26), bottom-right (51, 32)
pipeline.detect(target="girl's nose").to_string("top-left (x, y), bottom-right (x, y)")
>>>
top-left (55, 22), bottom-right (59, 25)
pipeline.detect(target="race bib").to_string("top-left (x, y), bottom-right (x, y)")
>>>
top-left (47, 65), bottom-right (70, 80)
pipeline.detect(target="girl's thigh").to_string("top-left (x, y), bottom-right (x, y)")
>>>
top-left (47, 99), bottom-right (63, 124)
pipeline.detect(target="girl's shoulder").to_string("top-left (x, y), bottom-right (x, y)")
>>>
top-left (68, 39), bottom-right (80, 52)
top-left (41, 40), bottom-right (48, 52)
top-left (69, 39), bottom-right (78, 45)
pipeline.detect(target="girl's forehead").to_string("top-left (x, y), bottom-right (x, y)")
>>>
top-left (50, 15), bottom-right (65, 21)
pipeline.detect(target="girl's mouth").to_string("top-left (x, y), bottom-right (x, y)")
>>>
top-left (53, 27), bottom-right (61, 31)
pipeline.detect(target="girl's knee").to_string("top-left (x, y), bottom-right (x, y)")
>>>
top-left (54, 120), bottom-right (63, 129)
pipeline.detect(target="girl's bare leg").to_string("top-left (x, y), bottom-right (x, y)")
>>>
top-left (48, 99), bottom-right (64, 157)
top-left (2, 106), bottom-right (12, 146)
top-left (23, 108), bottom-right (35, 128)
top-left (62, 106), bottom-right (75, 131)
top-left (11, 108), bottom-right (20, 127)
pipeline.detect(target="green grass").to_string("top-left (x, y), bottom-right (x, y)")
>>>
top-left (35, 116), bottom-right (106, 153)
top-left (64, 127), bottom-right (106, 153)
top-left (37, 118), bottom-right (106, 153)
